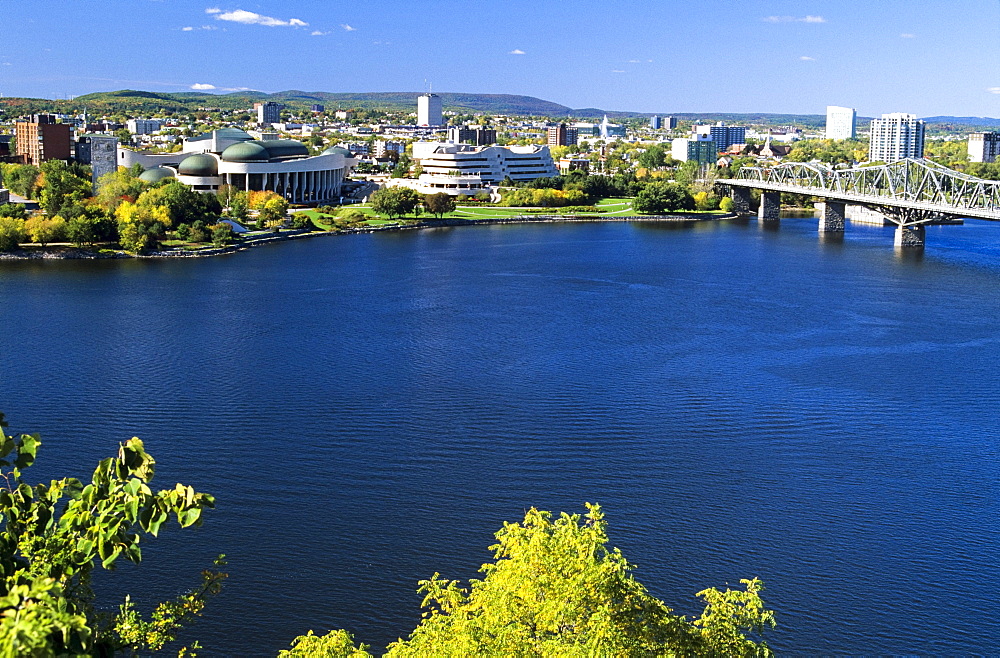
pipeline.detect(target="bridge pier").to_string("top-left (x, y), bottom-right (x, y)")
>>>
top-left (894, 224), bottom-right (925, 248)
top-left (729, 187), bottom-right (752, 216)
top-left (818, 201), bottom-right (845, 232)
top-left (758, 191), bottom-right (780, 222)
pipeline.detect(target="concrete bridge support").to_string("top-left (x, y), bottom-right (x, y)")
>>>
top-left (819, 201), bottom-right (845, 232)
top-left (758, 191), bottom-right (781, 222)
top-left (894, 224), bottom-right (925, 248)
top-left (729, 186), bottom-right (752, 216)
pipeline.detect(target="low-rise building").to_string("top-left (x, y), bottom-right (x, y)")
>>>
top-left (15, 114), bottom-right (72, 165)
top-left (118, 127), bottom-right (355, 204)
top-left (127, 118), bottom-right (165, 135)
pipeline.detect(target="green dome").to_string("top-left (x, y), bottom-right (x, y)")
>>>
top-left (321, 146), bottom-right (353, 157)
top-left (177, 153), bottom-right (219, 177)
top-left (215, 127), bottom-right (252, 140)
top-left (260, 139), bottom-right (309, 159)
top-left (221, 141), bottom-right (269, 162)
top-left (138, 167), bottom-right (175, 183)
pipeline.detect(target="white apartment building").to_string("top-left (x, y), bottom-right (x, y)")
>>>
top-left (417, 94), bottom-right (443, 127)
top-left (825, 106), bottom-right (856, 140)
top-left (126, 118), bottom-right (165, 135)
top-left (968, 132), bottom-right (1000, 163)
top-left (868, 113), bottom-right (925, 161)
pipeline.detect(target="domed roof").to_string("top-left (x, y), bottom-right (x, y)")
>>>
top-left (259, 139), bottom-right (309, 159)
top-left (215, 127), bottom-right (252, 140)
top-left (321, 146), bottom-right (353, 157)
top-left (138, 167), bottom-right (175, 183)
top-left (177, 153), bottom-right (219, 177)
top-left (221, 141), bottom-right (269, 162)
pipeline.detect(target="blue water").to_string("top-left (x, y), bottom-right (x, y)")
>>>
top-left (1, 217), bottom-right (999, 655)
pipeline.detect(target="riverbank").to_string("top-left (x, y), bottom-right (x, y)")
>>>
top-left (0, 212), bottom-right (734, 260)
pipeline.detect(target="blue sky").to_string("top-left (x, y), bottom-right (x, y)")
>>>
top-left (3, 0), bottom-right (1000, 118)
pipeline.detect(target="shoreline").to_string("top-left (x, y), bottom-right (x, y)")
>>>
top-left (0, 212), bottom-right (735, 261)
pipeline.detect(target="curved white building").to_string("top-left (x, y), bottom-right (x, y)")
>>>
top-left (120, 128), bottom-right (356, 204)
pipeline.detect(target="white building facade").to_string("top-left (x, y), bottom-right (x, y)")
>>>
top-left (869, 113), bottom-right (925, 161)
top-left (386, 142), bottom-right (559, 196)
top-left (119, 128), bottom-right (355, 204)
top-left (417, 94), bottom-right (443, 127)
top-left (825, 106), bottom-right (857, 140)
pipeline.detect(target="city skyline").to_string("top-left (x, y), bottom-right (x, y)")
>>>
top-left (4, 0), bottom-right (1000, 118)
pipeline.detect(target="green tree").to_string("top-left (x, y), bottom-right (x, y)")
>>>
top-left (0, 413), bottom-right (223, 655)
top-left (390, 154), bottom-right (413, 179)
top-left (211, 222), bottom-right (235, 247)
top-left (96, 167), bottom-right (147, 212)
top-left (140, 181), bottom-right (221, 227)
top-left (0, 217), bottom-right (26, 251)
top-left (423, 193), bottom-right (456, 219)
top-left (0, 164), bottom-right (41, 199)
top-left (633, 182), bottom-right (694, 214)
top-left (637, 145), bottom-right (667, 169)
top-left (370, 187), bottom-right (419, 219)
top-left (38, 160), bottom-right (92, 218)
top-left (286, 504), bottom-right (774, 657)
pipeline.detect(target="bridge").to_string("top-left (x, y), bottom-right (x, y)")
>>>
top-left (716, 158), bottom-right (1000, 247)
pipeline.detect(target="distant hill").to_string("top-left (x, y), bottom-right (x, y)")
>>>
top-left (6, 90), bottom-right (1000, 132)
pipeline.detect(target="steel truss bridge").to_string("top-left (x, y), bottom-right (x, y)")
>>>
top-left (717, 158), bottom-right (1000, 226)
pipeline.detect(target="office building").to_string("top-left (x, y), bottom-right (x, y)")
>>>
top-left (372, 140), bottom-right (405, 158)
top-left (868, 113), bottom-right (925, 161)
top-left (75, 134), bottom-right (118, 190)
top-left (417, 93), bottom-right (443, 127)
top-left (448, 125), bottom-right (498, 146)
top-left (825, 106), bottom-right (857, 140)
top-left (968, 132), bottom-right (1000, 163)
top-left (255, 102), bottom-right (283, 125)
top-left (650, 116), bottom-right (662, 130)
top-left (665, 116), bottom-right (678, 130)
top-left (694, 122), bottom-right (746, 152)
top-left (126, 118), bottom-right (165, 135)
top-left (546, 123), bottom-right (578, 147)
top-left (310, 104), bottom-right (324, 113)
top-left (14, 114), bottom-right (72, 165)
top-left (671, 135), bottom-right (717, 164)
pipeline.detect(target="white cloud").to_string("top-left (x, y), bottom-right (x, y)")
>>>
top-left (800, 56), bottom-right (815, 61)
top-left (205, 7), bottom-right (221, 13)
top-left (182, 25), bottom-right (217, 31)
top-left (191, 83), bottom-right (217, 90)
top-left (763, 15), bottom-right (826, 23)
top-left (341, 24), bottom-right (356, 31)
top-left (900, 33), bottom-right (915, 38)
top-left (182, 26), bottom-right (194, 31)
top-left (509, 49), bottom-right (525, 55)
top-left (611, 69), bottom-right (625, 73)
top-left (311, 30), bottom-right (329, 36)
top-left (1, 62), bottom-right (11, 66)
top-left (987, 87), bottom-right (1000, 94)
top-left (211, 9), bottom-right (308, 27)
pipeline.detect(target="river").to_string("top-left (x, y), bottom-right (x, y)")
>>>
top-left (1, 216), bottom-right (998, 654)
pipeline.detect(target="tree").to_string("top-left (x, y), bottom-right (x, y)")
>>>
top-left (370, 187), bottom-right (419, 219)
top-left (23, 216), bottom-right (67, 246)
top-left (140, 181), bottom-right (221, 227)
top-left (0, 413), bottom-right (223, 655)
top-left (286, 504), bottom-right (774, 657)
top-left (0, 164), bottom-right (41, 199)
top-left (633, 182), bottom-right (694, 214)
top-left (423, 193), bottom-right (456, 219)
top-left (116, 200), bottom-right (171, 253)
top-left (258, 196), bottom-right (289, 229)
top-left (96, 167), bottom-right (146, 212)
top-left (37, 160), bottom-right (92, 218)
top-left (0, 217), bottom-right (25, 251)
top-left (211, 222), bottom-right (236, 247)
top-left (637, 145), bottom-right (668, 169)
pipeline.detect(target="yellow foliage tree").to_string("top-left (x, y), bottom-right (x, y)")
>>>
top-left (116, 201), bottom-right (171, 254)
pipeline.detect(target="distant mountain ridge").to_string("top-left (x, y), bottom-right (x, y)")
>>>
top-left (5, 90), bottom-right (1000, 130)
